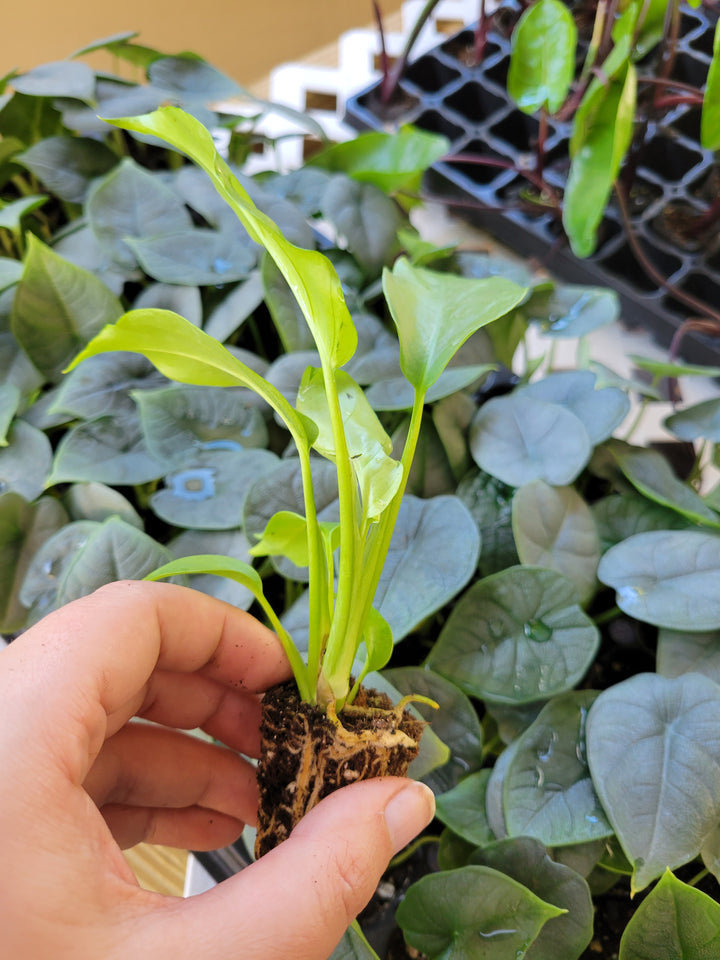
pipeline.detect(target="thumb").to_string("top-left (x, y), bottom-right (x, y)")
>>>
top-left (159, 777), bottom-right (435, 960)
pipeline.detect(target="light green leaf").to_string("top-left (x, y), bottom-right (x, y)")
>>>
top-left (564, 63), bottom-right (636, 257)
top-left (0, 195), bottom-right (47, 230)
top-left (67, 308), bottom-right (316, 450)
top-left (105, 106), bottom-right (357, 370)
top-left (354, 605), bottom-right (394, 685)
top-left (620, 870), bottom-right (720, 960)
top-left (508, 0), bottom-right (577, 114)
top-left (512, 481), bottom-right (601, 604)
top-left (352, 440), bottom-right (403, 522)
top-left (427, 566), bottom-right (599, 704)
top-left (504, 691), bottom-right (612, 847)
top-left (249, 510), bottom-right (336, 567)
top-left (11, 234), bottom-right (124, 381)
top-left (629, 355), bottom-right (720, 379)
top-left (330, 923), bottom-right (381, 960)
top-left (383, 257), bottom-right (526, 393)
top-left (470, 393), bottom-right (592, 487)
top-left (587, 672), bottom-right (720, 892)
top-left (599, 529), bottom-right (720, 629)
top-left (701, 22), bottom-right (720, 151)
top-left (470, 837), bottom-right (594, 960)
top-left (396, 865), bottom-right (565, 960)
top-left (308, 126), bottom-right (450, 193)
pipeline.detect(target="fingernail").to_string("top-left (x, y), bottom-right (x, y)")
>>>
top-left (384, 781), bottom-right (435, 855)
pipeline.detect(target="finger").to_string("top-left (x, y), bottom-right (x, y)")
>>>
top-left (131, 670), bottom-right (264, 757)
top-left (136, 778), bottom-right (435, 960)
top-left (101, 804), bottom-right (245, 850)
top-left (1, 580), bottom-right (290, 789)
top-left (83, 723), bottom-right (258, 826)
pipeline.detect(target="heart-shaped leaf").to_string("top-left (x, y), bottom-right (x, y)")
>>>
top-left (49, 415), bottom-right (166, 486)
top-left (508, 0), bottom-right (577, 114)
top-left (470, 837), bottom-right (593, 960)
top-left (17, 136), bottom-right (118, 203)
top-left (435, 771), bottom-right (496, 847)
top-left (0, 420), bottom-right (53, 499)
top-left (665, 397), bottom-right (720, 442)
top-left (456, 469), bottom-right (518, 576)
top-left (512, 481), bottom-right (601, 604)
top-left (598, 530), bottom-right (720, 630)
top-left (521, 371), bottom-right (630, 445)
top-left (320, 177), bottom-right (403, 276)
top-left (656, 627), bottom-right (720, 684)
top-left (12, 61), bottom-right (96, 102)
top-left (50, 352), bottom-right (168, 421)
top-left (19, 520), bottom-right (100, 624)
top-left (620, 869), bottom-right (720, 959)
top-left (587, 672), bottom-right (720, 892)
top-left (470, 393), bottom-right (592, 487)
top-left (427, 566), bottom-right (599, 703)
top-left (592, 493), bottom-right (690, 552)
top-left (504, 691), bottom-right (613, 847)
top-left (396, 865), bottom-right (565, 960)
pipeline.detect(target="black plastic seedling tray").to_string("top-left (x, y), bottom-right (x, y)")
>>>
top-left (345, 4), bottom-right (720, 367)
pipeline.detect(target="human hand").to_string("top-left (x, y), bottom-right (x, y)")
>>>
top-left (0, 580), bottom-right (435, 960)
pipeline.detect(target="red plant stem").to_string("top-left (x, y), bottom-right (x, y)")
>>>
top-left (381, 0), bottom-right (444, 105)
top-left (442, 152), bottom-right (560, 205)
top-left (652, 93), bottom-right (704, 110)
top-left (614, 182), bottom-right (720, 327)
top-left (536, 108), bottom-right (548, 184)
top-left (668, 318), bottom-right (720, 362)
top-left (639, 75), bottom-right (705, 97)
top-left (657, 0), bottom-right (682, 90)
top-left (473, 0), bottom-right (488, 65)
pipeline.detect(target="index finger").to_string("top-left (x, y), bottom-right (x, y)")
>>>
top-left (0, 580), bottom-right (290, 786)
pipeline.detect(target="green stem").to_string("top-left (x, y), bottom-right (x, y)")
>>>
top-left (389, 833), bottom-right (441, 869)
top-left (688, 867), bottom-right (709, 887)
top-left (254, 592), bottom-right (312, 701)
top-left (594, 605), bottom-right (621, 626)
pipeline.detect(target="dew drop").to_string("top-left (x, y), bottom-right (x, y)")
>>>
top-left (523, 618), bottom-right (552, 643)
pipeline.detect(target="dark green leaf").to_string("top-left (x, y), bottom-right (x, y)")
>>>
top-left (396, 865), bottom-right (564, 960)
top-left (665, 397), bottom-right (720, 442)
top-left (65, 481), bottom-right (142, 529)
top-left (169, 529), bottom-right (255, 609)
top-left (321, 177), bottom-right (403, 276)
top-left (49, 415), bottom-right (166, 486)
top-left (470, 837), bottom-right (593, 960)
top-left (587, 672), bottom-right (720, 892)
top-left (455, 469), bottom-right (518, 577)
top-left (656, 627), bottom-right (720, 683)
top-left (435, 771), bottom-right (495, 846)
top-left (20, 520), bottom-right (100, 624)
top-left (0, 420), bottom-right (53, 499)
top-left (133, 282), bottom-right (203, 328)
top-left (530, 285), bottom-right (620, 338)
top-left (11, 61), bottom-right (96, 102)
top-left (428, 566), bottom-right (599, 704)
top-left (261, 255), bottom-right (316, 353)
top-left (0, 383), bottom-right (20, 445)
top-left (204, 271), bottom-right (264, 342)
top-left (128, 228), bottom-right (257, 285)
top-left (592, 493), bottom-right (690, 552)
top-left (50, 352), bottom-right (168, 421)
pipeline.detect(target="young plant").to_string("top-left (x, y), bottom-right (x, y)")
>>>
top-left (69, 104), bottom-right (527, 713)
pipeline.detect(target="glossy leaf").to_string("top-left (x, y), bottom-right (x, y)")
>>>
top-left (307, 126), bottom-right (450, 193)
top-left (383, 257), bottom-right (526, 393)
top-left (11, 234), bottom-right (123, 380)
top-left (150, 447), bottom-right (279, 530)
top-left (564, 64), bottom-right (636, 257)
top-left (512, 481), bottom-right (601, 604)
top-left (598, 530), bottom-right (720, 630)
top-left (455, 469), bottom-right (518, 577)
top-left (396, 865), bottom-right (564, 960)
top-left (435, 771), bottom-right (495, 847)
top-left (469, 837), bottom-right (593, 960)
top-left (105, 107), bottom-right (357, 370)
top-left (620, 870), bottom-right (720, 960)
top-left (531, 285), bottom-right (620, 339)
top-left (701, 21), bottom-right (720, 151)
top-left (503, 691), bottom-right (612, 847)
top-left (656, 628), bottom-right (720, 684)
top-left (427, 566), bottom-right (599, 704)
top-left (249, 510), bottom-right (337, 568)
top-left (19, 521), bottom-right (100, 625)
top-left (470, 393), bottom-right (592, 487)
top-left (592, 493), bottom-right (690, 552)
top-left (508, 0), bottom-right (577, 114)
top-left (261, 255), bottom-right (316, 353)
top-left (354, 605), bottom-right (394, 685)
top-left (587, 672), bottom-right (720, 892)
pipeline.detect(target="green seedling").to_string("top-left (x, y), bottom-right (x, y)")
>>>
top-left (68, 105), bottom-right (527, 711)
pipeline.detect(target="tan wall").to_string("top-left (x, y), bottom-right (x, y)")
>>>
top-left (3, 0), bottom-right (403, 87)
